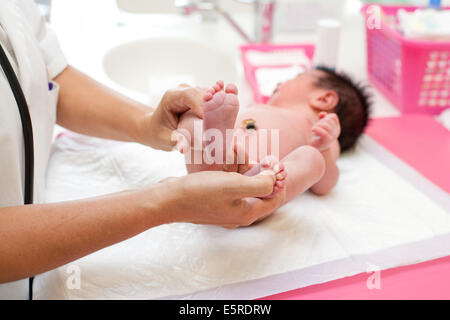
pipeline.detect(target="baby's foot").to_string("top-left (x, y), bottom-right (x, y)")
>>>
top-left (244, 156), bottom-right (287, 199)
top-left (203, 81), bottom-right (240, 164)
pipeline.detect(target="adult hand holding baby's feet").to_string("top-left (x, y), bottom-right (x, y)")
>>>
top-left (243, 156), bottom-right (287, 199)
top-left (144, 84), bottom-right (205, 151)
top-left (311, 112), bottom-right (341, 152)
top-left (159, 170), bottom-right (285, 229)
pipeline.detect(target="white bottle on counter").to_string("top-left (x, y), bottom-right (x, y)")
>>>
top-left (313, 18), bottom-right (341, 70)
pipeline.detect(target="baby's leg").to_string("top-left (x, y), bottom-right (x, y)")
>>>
top-left (177, 81), bottom-right (240, 173)
top-left (242, 146), bottom-right (325, 201)
top-left (280, 146), bottom-right (326, 204)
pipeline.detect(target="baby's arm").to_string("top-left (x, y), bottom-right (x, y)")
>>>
top-left (309, 112), bottom-right (341, 195)
top-left (310, 140), bottom-right (340, 195)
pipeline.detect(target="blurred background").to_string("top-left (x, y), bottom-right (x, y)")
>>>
top-left (34, 0), bottom-right (450, 26)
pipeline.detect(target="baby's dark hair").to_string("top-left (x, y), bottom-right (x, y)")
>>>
top-left (314, 66), bottom-right (372, 152)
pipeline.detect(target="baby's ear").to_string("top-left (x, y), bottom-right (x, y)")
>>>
top-left (309, 90), bottom-right (338, 111)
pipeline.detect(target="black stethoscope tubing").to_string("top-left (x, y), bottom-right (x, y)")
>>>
top-left (0, 43), bottom-right (35, 300)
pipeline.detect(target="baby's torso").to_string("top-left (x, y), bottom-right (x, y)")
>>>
top-left (235, 104), bottom-right (314, 162)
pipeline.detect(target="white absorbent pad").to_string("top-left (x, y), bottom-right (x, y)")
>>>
top-left (34, 132), bottom-right (450, 299)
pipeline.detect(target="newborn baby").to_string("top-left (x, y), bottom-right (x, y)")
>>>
top-left (176, 67), bottom-right (371, 203)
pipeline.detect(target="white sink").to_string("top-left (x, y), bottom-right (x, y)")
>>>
top-left (103, 36), bottom-right (239, 99)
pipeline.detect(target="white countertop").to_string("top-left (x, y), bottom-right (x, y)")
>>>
top-left (49, 0), bottom-right (400, 118)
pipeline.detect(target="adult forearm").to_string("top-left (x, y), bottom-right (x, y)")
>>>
top-left (0, 170), bottom-right (283, 283)
top-left (54, 66), bottom-right (152, 143)
top-left (0, 186), bottom-right (168, 283)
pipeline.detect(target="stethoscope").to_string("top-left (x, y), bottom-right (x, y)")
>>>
top-left (0, 44), bottom-right (35, 299)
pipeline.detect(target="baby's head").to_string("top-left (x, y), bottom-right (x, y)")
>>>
top-left (270, 67), bottom-right (371, 152)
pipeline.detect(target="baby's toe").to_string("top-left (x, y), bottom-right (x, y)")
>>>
top-left (275, 180), bottom-right (286, 190)
top-left (213, 81), bottom-right (224, 92)
top-left (204, 92), bottom-right (213, 102)
top-left (266, 180), bottom-right (286, 198)
top-left (225, 83), bottom-right (238, 95)
top-left (276, 170), bottom-right (287, 181)
top-left (261, 156), bottom-right (278, 169)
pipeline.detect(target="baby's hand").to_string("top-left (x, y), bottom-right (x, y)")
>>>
top-left (311, 112), bottom-right (341, 151)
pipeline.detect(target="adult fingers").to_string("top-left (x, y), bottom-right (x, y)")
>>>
top-left (180, 87), bottom-right (204, 119)
top-left (163, 87), bottom-right (204, 122)
top-left (241, 191), bottom-right (285, 225)
top-left (232, 173), bottom-right (277, 199)
top-left (223, 141), bottom-right (255, 174)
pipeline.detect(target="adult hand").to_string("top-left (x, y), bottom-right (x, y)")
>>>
top-left (159, 171), bottom-right (285, 229)
top-left (140, 84), bottom-right (206, 151)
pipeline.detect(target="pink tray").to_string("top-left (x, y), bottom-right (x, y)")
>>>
top-left (240, 44), bottom-right (315, 103)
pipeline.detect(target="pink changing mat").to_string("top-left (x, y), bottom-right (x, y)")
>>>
top-left (261, 255), bottom-right (450, 300)
top-left (365, 114), bottom-right (450, 194)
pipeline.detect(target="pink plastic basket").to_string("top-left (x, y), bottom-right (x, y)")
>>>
top-left (240, 44), bottom-right (315, 103)
top-left (363, 4), bottom-right (450, 114)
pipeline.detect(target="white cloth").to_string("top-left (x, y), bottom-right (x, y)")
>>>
top-left (0, 0), bottom-right (67, 299)
top-left (33, 133), bottom-right (450, 300)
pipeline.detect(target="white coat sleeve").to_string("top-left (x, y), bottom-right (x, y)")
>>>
top-left (19, 0), bottom-right (68, 79)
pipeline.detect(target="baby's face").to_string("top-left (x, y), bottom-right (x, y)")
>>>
top-left (269, 70), bottom-right (322, 107)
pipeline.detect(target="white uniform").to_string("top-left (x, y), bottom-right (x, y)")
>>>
top-left (0, 0), bottom-right (67, 299)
